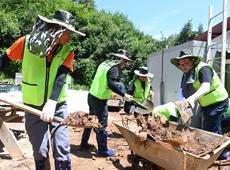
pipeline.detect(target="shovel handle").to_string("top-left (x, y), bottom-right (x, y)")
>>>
top-left (0, 97), bottom-right (63, 123)
top-left (53, 116), bottom-right (64, 123)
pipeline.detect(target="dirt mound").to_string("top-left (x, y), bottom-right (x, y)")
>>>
top-left (62, 111), bottom-right (101, 128)
top-left (136, 115), bottom-right (225, 156)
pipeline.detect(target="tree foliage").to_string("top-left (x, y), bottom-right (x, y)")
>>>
top-left (0, 0), bottom-right (203, 88)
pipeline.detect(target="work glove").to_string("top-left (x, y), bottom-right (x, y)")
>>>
top-left (41, 99), bottom-right (57, 122)
top-left (186, 96), bottom-right (195, 109)
top-left (124, 93), bottom-right (133, 102)
top-left (149, 90), bottom-right (155, 100)
top-left (129, 105), bottom-right (136, 115)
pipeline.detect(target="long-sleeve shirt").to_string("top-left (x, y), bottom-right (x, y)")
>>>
top-left (107, 65), bottom-right (125, 97)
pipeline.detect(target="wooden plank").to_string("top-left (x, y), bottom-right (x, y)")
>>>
top-left (0, 118), bottom-right (24, 159)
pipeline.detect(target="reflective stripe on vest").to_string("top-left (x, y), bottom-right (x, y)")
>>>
top-left (133, 78), bottom-right (151, 103)
top-left (22, 36), bottom-right (72, 106)
top-left (193, 62), bottom-right (228, 107)
top-left (89, 60), bottom-right (120, 100)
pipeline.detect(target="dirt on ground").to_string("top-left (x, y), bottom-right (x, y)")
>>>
top-left (0, 111), bottom-right (230, 170)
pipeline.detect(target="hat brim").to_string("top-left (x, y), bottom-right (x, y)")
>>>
top-left (170, 54), bottom-right (200, 68)
top-left (110, 53), bottom-right (132, 61)
top-left (134, 70), bottom-right (154, 78)
top-left (38, 15), bottom-right (86, 36)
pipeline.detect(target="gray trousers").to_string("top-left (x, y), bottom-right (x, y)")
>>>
top-left (25, 103), bottom-right (71, 162)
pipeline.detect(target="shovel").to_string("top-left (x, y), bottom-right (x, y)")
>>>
top-left (174, 100), bottom-right (193, 126)
top-left (132, 98), bottom-right (151, 110)
top-left (135, 99), bottom-right (154, 115)
top-left (0, 97), bottom-right (101, 128)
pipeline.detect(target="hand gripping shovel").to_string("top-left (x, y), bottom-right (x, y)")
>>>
top-left (174, 100), bottom-right (193, 126)
top-left (0, 97), bottom-right (101, 128)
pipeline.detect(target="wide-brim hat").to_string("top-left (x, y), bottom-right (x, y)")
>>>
top-left (38, 9), bottom-right (86, 36)
top-left (134, 66), bottom-right (153, 78)
top-left (109, 51), bottom-right (132, 61)
top-left (170, 49), bottom-right (201, 68)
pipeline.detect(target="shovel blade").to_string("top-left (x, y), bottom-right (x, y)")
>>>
top-left (174, 100), bottom-right (193, 125)
top-left (180, 108), bottom-right (193, 125)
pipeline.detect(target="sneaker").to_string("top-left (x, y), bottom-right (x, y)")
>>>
top-left (218, 152), bottom-right (228, 160)
top-left (98, 149), bottom-right (115, 157)
top-left (79, 143), bottom-right (95, 151)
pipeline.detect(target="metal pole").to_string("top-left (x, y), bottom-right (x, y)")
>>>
top-left (207, 5), bottom-right (213, 64)
top-left (221, 0), bottom-right (227, 84)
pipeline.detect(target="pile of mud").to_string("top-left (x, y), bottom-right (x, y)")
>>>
top-left (62, 111), bottom-right (101, 128)
top-left (136, 115), bottom-right (225, 156)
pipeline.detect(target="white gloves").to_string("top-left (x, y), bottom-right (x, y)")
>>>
top-left (41, 99), bottom-right (57, 122)
top-left (124, 93), bottom-right (133, 102)
top-left (149, 90), bottom-right (155, 100)
top-left (186, 96), bottom-right (195, 109)
top-left (186, 82), bottom-right (211, 109)
top-left (129, 105), bottom-right (136, 115)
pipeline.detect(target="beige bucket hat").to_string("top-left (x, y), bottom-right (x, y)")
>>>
top-left (109, 49), bottom-right (132, 61)
top-left (134, 66), bottom-right (153, 78)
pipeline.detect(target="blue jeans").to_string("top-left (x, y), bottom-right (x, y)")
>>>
top-left (202, 99), bottom-right (229, 134)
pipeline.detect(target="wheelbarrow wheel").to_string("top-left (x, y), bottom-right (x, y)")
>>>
top-left (130, 151), bottom-right (163, 170)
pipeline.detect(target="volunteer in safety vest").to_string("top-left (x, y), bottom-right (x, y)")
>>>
top-left (171, 49), bottom-right (229, 160)
top-left (1, 10), bottom-right (86, 170)
top-left (124, 66), bottom-right (154, 117)
top-left (79, 50), bottom-right (133, 157)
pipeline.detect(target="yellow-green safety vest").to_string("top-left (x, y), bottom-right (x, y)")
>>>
top-left (89, 60), bottom-right (120, 100)
top-left (193, 62), bottom-right (228, 107)
top-left (22, 36), bottom-right (73, 106)
top-left (132, 78), bottom-right (151, 103)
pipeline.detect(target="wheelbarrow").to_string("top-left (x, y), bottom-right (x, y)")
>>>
top-left (114, 120), bottom-right (230, 170)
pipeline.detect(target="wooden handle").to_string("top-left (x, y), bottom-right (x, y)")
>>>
top-left (0, 97), bottom-right (64, 123)
top-left (0, 97), bottom-right (43, 116)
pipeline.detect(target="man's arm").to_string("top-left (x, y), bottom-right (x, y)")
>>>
top-left (41, 65), bottom-right (69, 122)
top-left (0, 53), bottom-right (11, 71)
top-left (50, 65), bottom-right (69, 101)
top-left (107, 66), bottom-right (125, 97)
top-left (186, 66), bottom-right (213, 108)
top-left (124, 80), bottom-right (135, 114)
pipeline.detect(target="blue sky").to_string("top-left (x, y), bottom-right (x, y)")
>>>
top-left (95, 0), bottom-right (228, 40)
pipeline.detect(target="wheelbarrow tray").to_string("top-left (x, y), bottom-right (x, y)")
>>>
top-left (114, 121), bottom-right (230, 170)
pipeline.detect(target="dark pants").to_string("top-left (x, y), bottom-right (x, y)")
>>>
top-left (25, 103), bottom-right (71, 170)
top-left (202, 98), bottom-right (229, 135)
top-left (80, 93), bottom-right (109, 152)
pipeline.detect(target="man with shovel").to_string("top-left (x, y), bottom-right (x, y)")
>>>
top-left (1, 10), bottom-right (85, 169)
top-left (124, 66), bottom-right (154, 117)
top-left (79, 49), bottom-right (133, 157)
top-left (171, 49), bottom-right (229, 160)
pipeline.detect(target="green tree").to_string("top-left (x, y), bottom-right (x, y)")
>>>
top-left (174, 20), bottom-right (203, 45)
top-left (1, 0), bottom-right (201, 89)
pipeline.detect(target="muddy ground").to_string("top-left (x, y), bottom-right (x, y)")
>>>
top-left (0, 111), bottom-right (230, 170)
